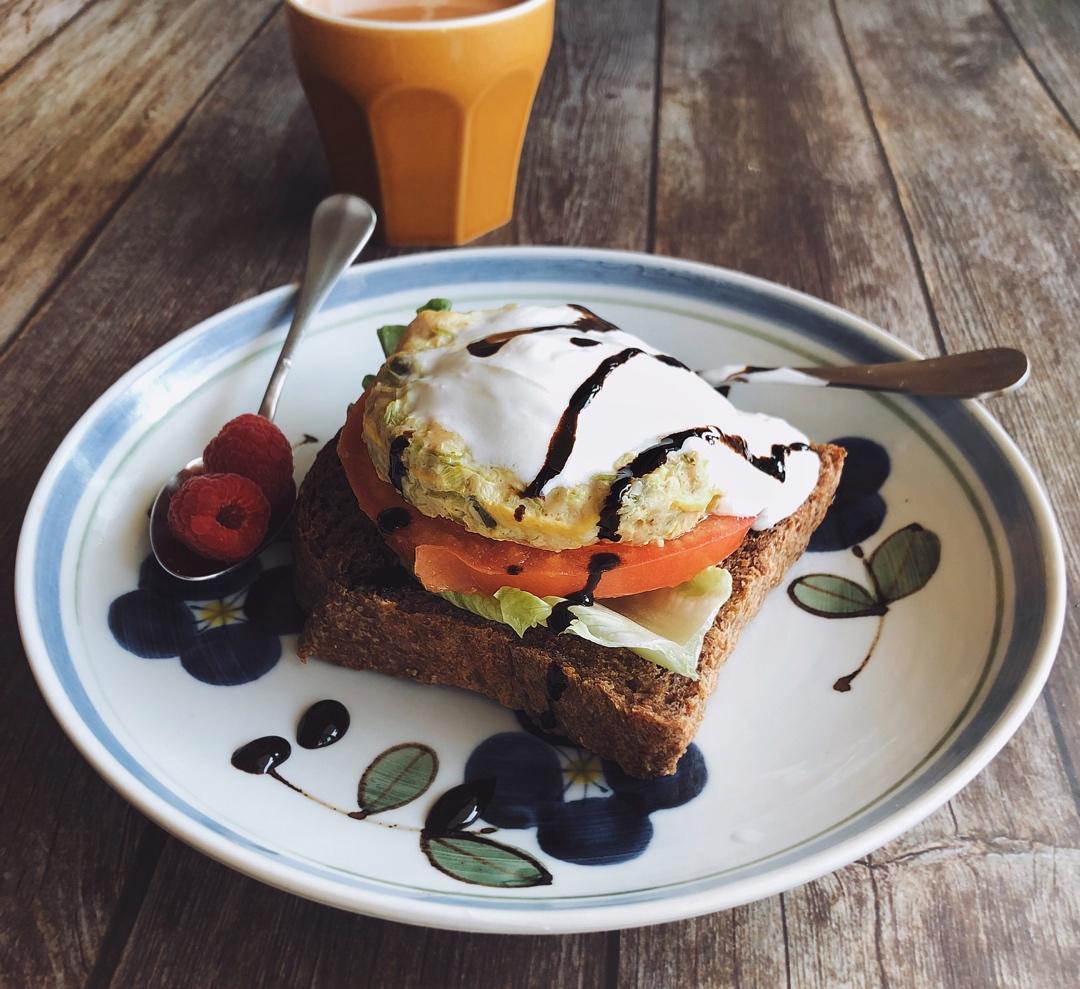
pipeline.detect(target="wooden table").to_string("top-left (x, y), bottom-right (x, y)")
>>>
top-left (3, 1), bottom-right (1077, 985)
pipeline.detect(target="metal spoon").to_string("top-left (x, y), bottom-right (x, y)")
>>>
top-left (150, 194), bottom-right (377, 582)
top-left (701, 347), bottom-right (1029, 399)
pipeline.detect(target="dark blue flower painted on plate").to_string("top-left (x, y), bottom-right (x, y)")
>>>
top-left (108, 552), bottom-right (303, 685)
top-left (809, 436), bottom-right (890, 552)
top-left (464, 714), bottom-right (707, 866)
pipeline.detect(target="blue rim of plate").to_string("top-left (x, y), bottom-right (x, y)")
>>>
top-left (15, 247), bottom-right (1065, 933)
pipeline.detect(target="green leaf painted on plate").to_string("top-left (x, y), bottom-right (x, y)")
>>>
top-left (357, 743), bottom-right (438, 816)
top-left (787, 574), bottom-right (886, 618)
top-left (422, 833), bottom-right (552, 888)
top-left (376, 323), bottom-right (408, 357)
top-left (869, 524), bottom-right (941, 603)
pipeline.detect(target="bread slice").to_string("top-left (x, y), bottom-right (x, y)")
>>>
top-left (294, 439), bottom-right (845, 777)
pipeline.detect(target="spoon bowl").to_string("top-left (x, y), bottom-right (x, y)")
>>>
top-left (150, 194), bottom-right (377, 581)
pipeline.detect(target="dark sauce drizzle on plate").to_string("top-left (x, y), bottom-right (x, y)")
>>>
top-left (296, 699), bottom-right (351, 749)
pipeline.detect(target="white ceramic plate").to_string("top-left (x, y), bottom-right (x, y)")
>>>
top-left (16, 248), bottom-right (1065, 933)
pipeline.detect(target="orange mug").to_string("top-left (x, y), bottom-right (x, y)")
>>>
top-left (285, 0), bottom-right (555, 246)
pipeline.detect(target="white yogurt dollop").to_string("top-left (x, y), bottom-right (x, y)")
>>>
top-left (407, 305), bottom-right (819, 531)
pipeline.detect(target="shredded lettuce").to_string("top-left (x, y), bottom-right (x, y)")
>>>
top-left (377, 323), bottom-right (408, 356)
top-left (440, 586), bottom-right (553, 638)
top-left (438, 566), bottom-right (732, 679)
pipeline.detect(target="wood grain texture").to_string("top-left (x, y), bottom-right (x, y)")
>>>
top-left (0, 14), bottom-right (320, 989)
top-left (870, 834), bottom-right (1080, 987)
top-left (479, 0), bottom-right (659, 248)
top-left (655, 0), bottom-right (937, 355)
top-left (0, 0), bottom-right (95, 77)
top-left (0, 0), bottom-right (277, 346)
top-left (0, 667), bottom-right (157, 988)
top-left (2, 0), bottom-right (1078, 985)
top-left (0, 10), bottom-right (632, 986)
top-left (651, 1), bottom-right (1080, 986)
top-left (993, 0), bottom-right (1080, 128)
top-left (619, 900), bottom-right (789, 988)
top-left (834, 0), bottom-right (1080, 809)
top-left (109, 843), bottom-right (607, 989)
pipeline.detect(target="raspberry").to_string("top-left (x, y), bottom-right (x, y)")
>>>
top-left (203, 414), bottom-right (294, 506)
top-left (167, 473), bottom-right (270, 563)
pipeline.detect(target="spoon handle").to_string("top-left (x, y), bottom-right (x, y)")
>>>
top-left (705, 347), bottom-right (1030, 399)
top-left (258, 194), bottom-right (377, 420)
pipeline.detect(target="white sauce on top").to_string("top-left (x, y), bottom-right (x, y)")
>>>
top-left (407, 305), bottom-right (819, 530)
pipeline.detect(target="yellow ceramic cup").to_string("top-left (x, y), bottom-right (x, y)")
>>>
top-left (285, 0), bottom-right (555, 245)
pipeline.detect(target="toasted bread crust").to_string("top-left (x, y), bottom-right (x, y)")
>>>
top-left (294, 439), bottom-right (845, 777)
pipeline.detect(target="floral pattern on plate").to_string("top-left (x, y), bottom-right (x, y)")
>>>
top-left (809, 436), bottom-right (890, 552)
top-left (464, 714), bottom-right (707, 866)
top-left (108, 550), bottom-right (303, 685)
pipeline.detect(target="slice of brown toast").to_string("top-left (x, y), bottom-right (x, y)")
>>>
top-left (294, 439), bottom-right (845, 778)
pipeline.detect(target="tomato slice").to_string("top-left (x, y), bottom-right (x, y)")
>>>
top-left (338, 400), bottom-right (753, 599)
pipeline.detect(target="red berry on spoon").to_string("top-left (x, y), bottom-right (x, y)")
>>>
top-left (167, 472), bottom-right (270, 563)
top-left (203, 413), bottom-right (294, 506)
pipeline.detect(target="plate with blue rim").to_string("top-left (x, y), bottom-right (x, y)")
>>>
top-left (15, 247), bottom-right (1065, 933)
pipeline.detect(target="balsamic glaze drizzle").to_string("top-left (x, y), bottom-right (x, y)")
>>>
top-left (231, 736), bottom-right (291, 775)
top-left (547, 552), bottom-right (621, 634)
top-left (377, 507), bottom-right (412, 533)
top-left (539, 662), bottom-right (570, 730)
top-left (296, 699), bottom-right (350, 749)
top-left (523, 348), bottom-right (645, 498)
top-left (597, 429), bottom-right (810, 541)
top-left (465, 305), bottom-right (617, 357)
top-left (597, 427), bottom-right (720, 542)
top-left (459, 306), bottom-right (798, 515)
top-left (388, 432), bottom-right (412, 493)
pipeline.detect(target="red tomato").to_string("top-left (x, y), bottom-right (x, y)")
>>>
top-left (338, 400), bottom-right (752, 599)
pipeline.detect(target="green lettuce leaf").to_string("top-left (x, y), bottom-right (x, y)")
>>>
top-left (438, 566), bottom-right (732, 678)
top-left (377, 323), bottom-right (408, 357)
top-left (439, 586), bottom-right (553, 638)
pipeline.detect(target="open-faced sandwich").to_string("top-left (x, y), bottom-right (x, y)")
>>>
top-left (294, 301), bottom-right (845, 777)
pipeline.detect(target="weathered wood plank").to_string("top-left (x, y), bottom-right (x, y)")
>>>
top-left (871, 836), bottom-right (1080, 987)
top-left (0, 0), bottom-right (95, 77)
top-left (947, 703), bottom-right (1080, 848)
top-left (619, 901), bottom-right (789, 988)
top-left (655, 0), bottom-right (937, 355)
top-left (109, 842), bottom-right (607, 989)
top-left (0, 14), bottom-right (322, 989)
top-left (647, 1), bottom-right (1080, 986)
top-left (782, 862), bottom-right (881, 989)
top-left (479, 0), bottom-right (659, 249)
top-left (0, 0), bottom-right (277, 346)
top-left (834, 0), bottom-right (1080, 808)
top-left (994, 0), bottom-right (1080, 128)
top-left (0, 3), bottom-right (658, 983)
top-left (0, 665), bottom-right (158, 988)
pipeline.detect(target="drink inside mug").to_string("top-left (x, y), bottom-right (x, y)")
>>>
top-left (286, 0), bottom-right (554, 246)
top-left (306, 0), bottom-right (521, 22)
